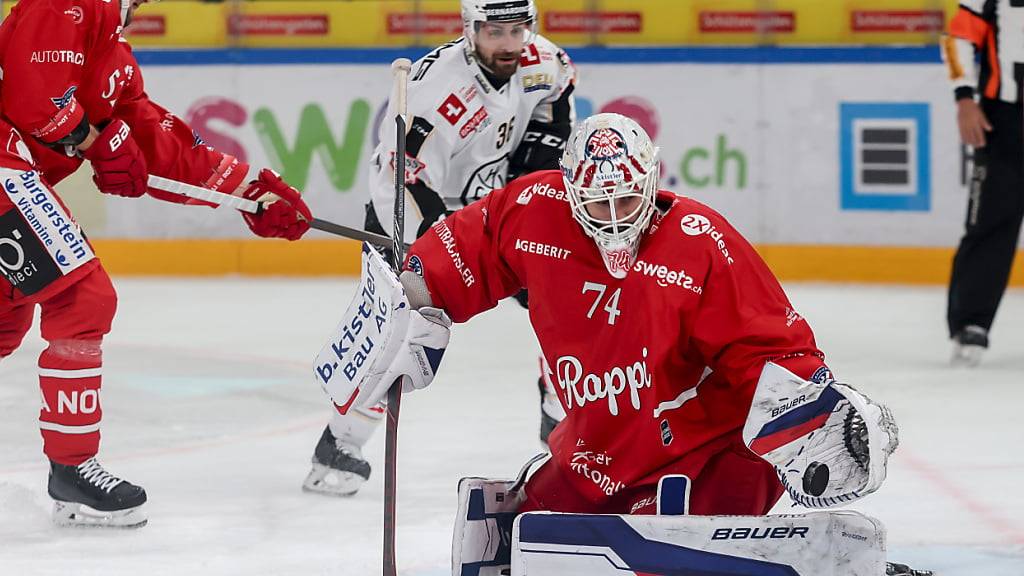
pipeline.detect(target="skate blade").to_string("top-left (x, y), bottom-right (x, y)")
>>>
top-left (53, 500), bottom-right (147, 529)
top-left (302, 463), bottom-right (364, 497)
top-left (951, 344), bottom-right (984, 368)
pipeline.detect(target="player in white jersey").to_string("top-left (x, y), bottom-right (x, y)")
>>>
top-left (302, 0), bottom-right (576, 497)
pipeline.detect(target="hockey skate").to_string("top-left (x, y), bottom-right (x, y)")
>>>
top-left (302, 426), bottom-right (371, 496)
top-left (951, 324), bottom-right (988, 367)
top-left (886, 561), bottom-right (933, 575)
top-left (48, 458), bottom-right (147, 529)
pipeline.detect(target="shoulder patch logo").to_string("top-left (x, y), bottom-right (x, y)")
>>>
top-left (520, 44), bottom-right (542, 67)
top-left (50, 86), bottom-right (77, 109)
top-left (407, 255), bottom-right (424, 277)
top-left (810, 366), bottom-right (835, 385)
top-left (680, 213), bottom-right (734, 265)
top-left (679, 213), bottom-right (711, 236)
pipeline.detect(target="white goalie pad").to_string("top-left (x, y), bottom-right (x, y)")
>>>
top-left (313, 243), bottom-right (408, 412)
top-left (452, 478), bottom-right (525, 576)
top-left (743, 362), bottom-right (899, 508)
top-left (512, 511), bottom-right (886, 576)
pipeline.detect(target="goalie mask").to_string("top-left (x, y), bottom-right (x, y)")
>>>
top-left (561, 113), bottom-right (660, 279)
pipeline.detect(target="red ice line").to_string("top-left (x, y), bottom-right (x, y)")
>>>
top-left (901, 450), bottom-right (1024, 546)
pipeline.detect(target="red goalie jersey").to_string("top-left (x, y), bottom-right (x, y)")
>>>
top-left (407, 169), bottom-right (833, 514)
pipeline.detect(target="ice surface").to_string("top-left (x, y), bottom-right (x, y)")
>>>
top-left (1, 279), bottom-right (1021, 575)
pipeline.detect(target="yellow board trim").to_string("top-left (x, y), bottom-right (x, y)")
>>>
top-left (91, 239), bottom-right (364, 276)
top-left (90, 239), bottom-right (1024, 286)
top-left (2, 0), bottom-right (962, 47)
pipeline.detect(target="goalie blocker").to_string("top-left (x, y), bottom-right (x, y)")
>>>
top-left (313, 244), bottom-right (450, 414)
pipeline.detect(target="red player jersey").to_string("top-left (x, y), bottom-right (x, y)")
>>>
top-left (407, 169), bottom-right (831, 507)
top-left (0, 0), bottom-right (247, 196)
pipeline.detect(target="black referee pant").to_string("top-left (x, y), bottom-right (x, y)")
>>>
top-left (947, 99), bottom-right (1024, 338)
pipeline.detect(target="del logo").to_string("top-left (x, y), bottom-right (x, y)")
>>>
top-left (438, 94), bottom-right (467, 125)
top-left (523, 72), bottom-right (554, 93)
top-left (680, 213), bottom-right (734, 265)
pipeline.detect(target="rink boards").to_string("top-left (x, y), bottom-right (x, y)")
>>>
top-left (53, 47), bottom-right (1023, 284)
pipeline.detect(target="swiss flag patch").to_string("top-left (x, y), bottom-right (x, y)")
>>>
top-left (437, 94), bottom-right (467, 125)
top-left (520, 44), bottom-right (541, 67)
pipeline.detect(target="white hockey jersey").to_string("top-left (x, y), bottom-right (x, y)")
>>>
top-left (369, 34), bottom-right (576, 243)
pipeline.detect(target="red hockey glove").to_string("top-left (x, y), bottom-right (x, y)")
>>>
top-left (82, 119), bottom-right (148, 198)
top-left (240, 169), bottom-right (311, 240)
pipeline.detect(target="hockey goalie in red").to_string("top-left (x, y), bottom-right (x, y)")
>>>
top-left (0, 0), bottom-right (310, 528)
top-left (324, 112), bottom-right (901, 529)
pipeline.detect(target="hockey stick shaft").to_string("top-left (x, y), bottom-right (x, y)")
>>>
top-left (148, 175), bottom-right (260, 213)
top-left (383, 57), bottom-right (412, 576)
top-left (145, 175), bottom-right (406, 249)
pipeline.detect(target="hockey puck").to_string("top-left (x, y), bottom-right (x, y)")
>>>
top-left (802, 461), bottom-right (829, 496)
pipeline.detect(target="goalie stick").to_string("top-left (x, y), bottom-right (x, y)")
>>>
top-left (146, 175), bottom-right (408, 249)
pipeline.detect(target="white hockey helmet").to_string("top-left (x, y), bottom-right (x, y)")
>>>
top-left (461, 0), bottom-right (538, 49)
top-left (561, 113), bottom-right (660, 279)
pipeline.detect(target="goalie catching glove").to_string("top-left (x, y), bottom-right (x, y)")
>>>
top-left (743, 362), bottom-right (899, 508)
top-left (314, 244), bottom-right (451, 412)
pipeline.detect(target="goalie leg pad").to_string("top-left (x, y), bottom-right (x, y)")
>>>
top-left (451, 478), bottom-right (525, 576)
top-left (452, 455), bottom-right (547, 576)
top-left (512, 510), bottom-right (886, 576)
